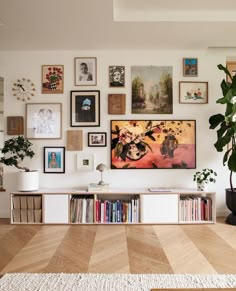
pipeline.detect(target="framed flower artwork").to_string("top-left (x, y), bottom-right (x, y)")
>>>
top-left (42, 65), bottom-right (64, 94)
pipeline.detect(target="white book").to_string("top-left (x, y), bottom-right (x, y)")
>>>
top-left (101, 202), bottom-right (104, 223)
top-left (82, 198), bottom-right (86, 223)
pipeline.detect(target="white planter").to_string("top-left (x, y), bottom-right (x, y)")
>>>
top-left (197, 182), bottom-right (207, 191)
top-left (17, 171), bottom-right (39, 191)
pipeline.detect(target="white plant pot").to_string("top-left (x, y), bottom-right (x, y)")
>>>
top-left (17, 171), bottom-right (39, 191)
top-left (197, 182), bottom-right (207, 191)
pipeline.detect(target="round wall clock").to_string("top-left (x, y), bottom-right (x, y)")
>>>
top-left (12, 78), bottom-right (36, 101)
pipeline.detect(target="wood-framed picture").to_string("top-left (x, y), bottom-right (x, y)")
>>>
top-left (88, 132), bottom-right (107, 147)
top-left (183, 58), bottom-right (198, 77)
top-left (44, 146), bottom-right (65, 173)
top-left (7, 116), bottom-right (24, 135)
top-left (108, 94), bottom-right (126, 114)
top-left (226, 61), bottom-right (236, 83)
top-left (26, 103), bottom-right (62, 139)
top-left (111, 120), bottom-right (196, 169)
top-left (42, 65), bottom-right (64, 94)
top-left (77, 153), bottom-right (95, 171)
top-left (70, 90), bottom-right (100, 127)
top-left (67, 130), bottom-right (83, 151)
top-left (179, 81), bottom-right (208, 104)
top-left (74, 57), bottom-right (97, 86)
top-left (109, 66), bottom-right (125, 87)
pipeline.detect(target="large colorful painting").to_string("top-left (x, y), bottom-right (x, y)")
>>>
top-left (111, 120), bottom-right (196, 169)
top-left (131, 66), bottom-right (173, 114)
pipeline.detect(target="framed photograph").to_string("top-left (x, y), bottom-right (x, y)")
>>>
top-left (183, 58), bottom-right (198, 77)
top-left (131, 66), bottom-right (173, 114)
top-left (7, 116), bottom-right (24, 135)
top-left (226, 61), bottom-right (236, 83)
top-left (67, 130), bottom-right (83, 151)
top-left (70, 90), bottom-right (100, 127)
top-left (109, 66), bottom-right (125, 87)
top-left (108, 94), bottom-right (126, 115)
top-left (179, 81), bottom-right (208, 104)
top-left (26, 103), bottom-right (62, 139)
top-left (44, 147), bottom-right (65, 173)
top-left (88, 132), bottom-right (107, 147)
top-left (74, 57), bottom-right (97, 86)
top-left (111, 120), bottom-right (196, 169)
top-left (42, 65), bottom-right (64, 94)
top-left (77, 153), bottom-right (95, 171)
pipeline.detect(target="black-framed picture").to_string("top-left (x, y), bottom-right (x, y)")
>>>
top-left (88, 132), bottom-right (107, 147)
top-left (44, 147), bottom-right (65, 173)
top-left (109, 66), bottom-right (125, 87)
top-left (70, 90), bottom-right (100, 127)
top-left (74, 57), bottom-right (97, 86)
top-left (183, 58), bottom-right (198, 77)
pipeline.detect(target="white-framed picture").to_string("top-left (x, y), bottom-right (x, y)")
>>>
top-left (74, 57), bottom-right (97, 86)
top-left (77, 153), bottom-right (95, 171)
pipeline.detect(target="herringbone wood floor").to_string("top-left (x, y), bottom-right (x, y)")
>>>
top-left (0, 218), bottom-right (236, 275)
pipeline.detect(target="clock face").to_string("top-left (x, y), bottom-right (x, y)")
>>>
top-left (12, 78), bottom-right (36, 101)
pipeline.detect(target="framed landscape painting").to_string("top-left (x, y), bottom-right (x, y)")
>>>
top-left (111, 120), bottom-right (196, 169)
top-left (179, 81), bottom-right (208, 104)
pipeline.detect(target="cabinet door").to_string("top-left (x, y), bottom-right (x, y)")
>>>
top-left (44, 194), bottom-right (69, 223)
top-left (140, 194), bottom-right (178, 223)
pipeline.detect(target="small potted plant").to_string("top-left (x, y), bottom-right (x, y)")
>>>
top-left (193, 168), bottom-right (217, 191)
top-left (0, 136), bottom-right (39, 191)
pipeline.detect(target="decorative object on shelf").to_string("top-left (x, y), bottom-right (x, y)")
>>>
top-left (12, 78), bottom-right (36, 101)
top-left (42, 65), bottom-right (64, 94)
top-left (74, 57), bottom-right (97, 86)
top-left (179, 81), bottom-right (208, 104)
top-left (0, 136), bottom-right (39, 191)
top-left (70, 90), bottom-right (100, 127)
top-left (26, 103), bottom-right (62, 139)
top-left (44, 147), bottom-right (65, 174)
top-left (108, 94), bottom-right (126, 115)
top-left (96, 163), bottom-right (107, 185)
top-left (111, 120), bottom-right (196, 169)
top-left (109, 66), bottom-right (125, 87)
top-left (77, 153), bottom-right (94, 171)
top-left (209, 64), bottom-right (236, 225)
top-left (183, 58), bottom-right (198, 77)
top-left (7, 116), bottom-right (24, 135)
top-left (67, 130), bottom-right (83, 151)
top-left (193, 168), bottom-right (217, 191)
top-left (131, 66), bottom-right (173, 114)
top-left (88, 132), bottom-right (106, 147)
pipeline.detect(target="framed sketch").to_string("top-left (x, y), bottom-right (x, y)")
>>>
top-left (44, 147), bottom-right (65, 173)
top-left (109, 66), bottom-right (125, 87)
top-left (26, 103), bottom-right (62, 139)
top-left (7, 116), bottom-right (24, 135)
top-left (111, 120), bottom-right (196, 169)
top-left (77, 153), bottom-right (95, 171)
top-left (226, 61), bottom-right (236, 83)
top-left (131, 66), bottom-right (173, 114)
top-left (70, 90), bottom-right (100, 127)
top-left (179, 81), bottom-right (208, 104)
top-left (42, 65), bottom-right (64, 94)
top-left (108, 94), bottom-right (126, 114)
top-left (88, 132), bottom-right (107, 147)
top-left (67, 130), bottom-right (83, 151)
top-left (183, 58), bottom-right (198, 77)
top-left (74, 57), bottom-right (97, 86)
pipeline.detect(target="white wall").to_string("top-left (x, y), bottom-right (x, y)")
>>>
top-left (0, 49), bottom-right (233, 218)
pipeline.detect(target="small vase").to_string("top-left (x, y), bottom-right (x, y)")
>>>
top-left (197, 182), bottom-right (207, 191)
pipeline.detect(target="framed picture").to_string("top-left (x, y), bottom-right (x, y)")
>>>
top-left (70, 90), bottom-right (100, 127)
top-left (42, 65), bottom-right (64, 94)
top-left (131, 66), bottom-right (173, 114)
top-left (183, 58), bottom-right (198, 77)
top-left (226, 61), bottom-right (236, 83)
top-left (67, 130), bottom-right (83, 151)
top-left (88, 132), bottom-right (107, 147)
top-left (77, 153), bottom-right (95, 171)
top-left (74, 57), bottom-right (97, 86)
top-left (44, 147), bottom-right (65, 173)
top-left (108, 94), bottom-right (126, 115)
top-left (7, 116), bottom-right (24, 135)
top-left (109, 66), bottom-right (125, 87)
top-left (26, 103), bottom-right (62, 139)
top-left (111, 120), bottom-right (196, 169)
top-left (179, 81), bottom-right (208, 104)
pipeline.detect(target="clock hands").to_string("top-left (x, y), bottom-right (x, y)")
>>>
top-left (17, 83), bottom-right (25, 91)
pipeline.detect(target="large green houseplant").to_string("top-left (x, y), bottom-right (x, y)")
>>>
top-left (209, 64), bottom-right (236, 224)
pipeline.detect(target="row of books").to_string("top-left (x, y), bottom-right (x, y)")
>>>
top-left (70, 195), bottom-right (94, 223)
top-left (179, 195), bottom-right (212, 222)
top-left (12, 209), bottom-right (42, 223)
top-left (12, 195), bottom-right (42, 210)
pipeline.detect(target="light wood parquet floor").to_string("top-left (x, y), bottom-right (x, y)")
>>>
top-left (0, 218), bottom-right (236, 275)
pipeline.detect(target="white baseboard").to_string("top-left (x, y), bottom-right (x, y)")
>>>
top-left (0, 209), bottom-right (10, 218)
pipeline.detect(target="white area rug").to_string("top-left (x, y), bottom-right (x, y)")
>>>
top-left (0, 273), bottom-right (236, 291)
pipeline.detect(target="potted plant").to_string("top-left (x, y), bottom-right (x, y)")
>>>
top-left (193, 168), bottom-right (217, 191)
top-left (209, 64), bottom-right (236, 225)
top-left (0, 136), bottom-right (39, 191)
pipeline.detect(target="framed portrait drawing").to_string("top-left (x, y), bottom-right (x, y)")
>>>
top-left (111, 120), bottom-right (196, 169)
top-left (88, 132), bottom-right (107, 147)
top-left (179, 81), bottom-right (208, 104)
top-left (26, 103), bottom-right (62, 139)
top-left (7, 116), bottom-right (24, 135)
top-left (70, 90), bottom-right (100, 127)
top-left (42, 65), bottom-right (64, 94)
top-left (44, 147), bottom-right (65, 173)
top-left (226, 61), bottom-right (236, 83)
top-left (183, 58), bottom-right (198, 77)
top-left (109, 66), bottom-right (125, 87)
top-left (77, 153), bottom-right (95, 171)
top-left (67, 130), bottom-right (83, 151)
top-left (108, 94), bottom-right (126, 114)
top-left (74, 57), bottom-right (97, 86)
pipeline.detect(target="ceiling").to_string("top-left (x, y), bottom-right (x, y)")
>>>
top-left (1, 0), bottom-right (236, 51)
